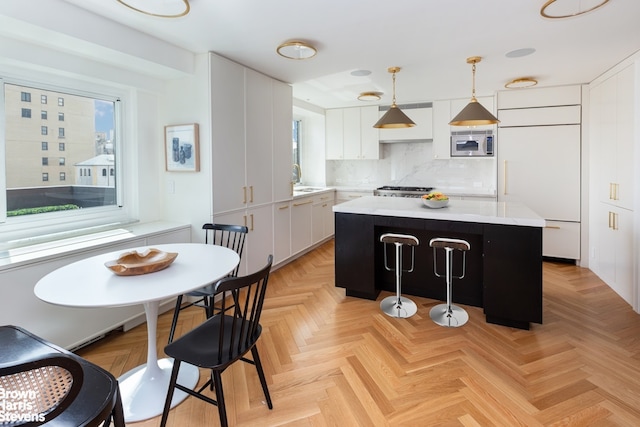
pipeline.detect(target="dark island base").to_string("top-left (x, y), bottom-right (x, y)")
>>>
top-left (335, 213), bottom-right (543, 330)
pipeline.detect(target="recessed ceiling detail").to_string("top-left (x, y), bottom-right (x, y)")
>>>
top-left (540, 0), bottom-right (610, 18)
top-left (276, 41), bottom-right (317, 60)
top-left (351, 70), bottom-right (372, 77)
top-left (505, 78), bottom-right (538, 89)
top-left (505, 48), bottom-right (536, 58)
top-left (116, 0), bottom-right (190, 18)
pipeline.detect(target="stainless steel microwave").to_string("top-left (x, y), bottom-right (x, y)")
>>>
top-left (450, 130), bottom-right (494, 157)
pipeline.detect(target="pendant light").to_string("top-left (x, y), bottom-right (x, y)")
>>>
top-left (373, 67), bottom-right (416, 129)
top-left (449, 56), bottom-right (499, 126)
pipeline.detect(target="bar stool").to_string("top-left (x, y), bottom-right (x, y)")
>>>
top-left (429, 237), bottom-right (471, 327)
top-left (380, 233), bottom-right (420, 318)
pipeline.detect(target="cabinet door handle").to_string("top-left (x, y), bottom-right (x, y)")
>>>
top-left (544, 225), bottom-right (561, 229)
top-left (243, 215), bottom-right (248, 228)
top-left (612, 212), bottom-right (618, 230)
top-left (242, 186), bottom-right (247, 204)
top-left (293, 200), bottom-right (313, 206)
top-left (290, 181), bottom-right (294, 196)
top-left (614, 183), bottom-right (619, 201)
top-left (278, 205), bottom-right (289, 210)
top-left (250, 213), bottom-right (254, 231)
top-left (608, 211), bottom-right (613, 229)
top-left (250, 186), bottom-right (254, 203)
top-left (503, 160), bottom-right (508, 195)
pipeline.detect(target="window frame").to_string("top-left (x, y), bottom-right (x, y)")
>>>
top-left (0, 75), bottom-right (133, 248)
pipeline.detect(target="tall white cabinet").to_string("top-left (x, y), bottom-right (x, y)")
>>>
top-left (589, 59), bottom-right (638, 309)
top-left (497, 85), bottom-right (582, 260)
top-left (210, 53), bottom-right (293, 274)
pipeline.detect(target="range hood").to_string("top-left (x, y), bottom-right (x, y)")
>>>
top-left (378, 102), bottom-right (433, 143)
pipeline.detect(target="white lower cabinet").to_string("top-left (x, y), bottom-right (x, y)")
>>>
top-left (213, 205), bottom-right (273, 275)
top-left (312, 193), bottom-right (335, 242)
top-left (593, 203), bottom-right (634, 304)
top-left (273, 201), bottom-right (291, 265)
top-left (291, 197), bottom-right (313, 254)
top-left (543, 221), bottom-right (581, 260)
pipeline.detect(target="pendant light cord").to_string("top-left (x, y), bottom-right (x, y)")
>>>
top-left (470, 61), bottom-right (477, 102)
top-left (391, 70), bottom-right (397, 107)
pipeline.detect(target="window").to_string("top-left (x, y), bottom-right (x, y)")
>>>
top-left (21, 108), bottom-right (31, 118)
top-left (292, 119), bottom-right (301, 184)
top-left (2, 80), bottom-right (124, 244)
top-left (102, 168), bottom-right (107, 177)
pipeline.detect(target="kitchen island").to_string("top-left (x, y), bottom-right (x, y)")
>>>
top-left (333, 196), bottom-right (545, 329)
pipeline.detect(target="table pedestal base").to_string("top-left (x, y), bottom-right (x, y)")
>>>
top-left (118, 358), bottom-right (199, 422)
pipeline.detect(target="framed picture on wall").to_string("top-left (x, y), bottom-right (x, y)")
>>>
top-left (165, 123), bottom-right (200, 172)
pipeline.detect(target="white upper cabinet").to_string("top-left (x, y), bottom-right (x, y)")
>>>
top-left (326, 106), bottom-right (380, 160)
top-left (497, 85), bottom-right (581, 109)
top-left (272, 80), bottom-right (293, 202)
top-left (377, 106), bottom-right (433, 142)
top-left (211, 55), bottom-right (246, 213)
top-left (246, 69), bottom-right (273, 207)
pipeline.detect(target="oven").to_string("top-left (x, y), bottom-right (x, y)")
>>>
top-left (373, 186), bottom-right (435, 198)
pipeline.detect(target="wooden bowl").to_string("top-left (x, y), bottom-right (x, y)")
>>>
top-left (105, 248), bottom-right (178, 276)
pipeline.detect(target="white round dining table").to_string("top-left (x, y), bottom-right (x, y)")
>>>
top-left (34, 242), bottom-right (240, 422)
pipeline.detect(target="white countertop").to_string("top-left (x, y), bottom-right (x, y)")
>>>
top-left (333, 196), bottom-right (545, 227)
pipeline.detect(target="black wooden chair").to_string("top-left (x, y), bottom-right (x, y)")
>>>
top-left (168, 223), bottom-right (249, 344)
top-left (0, 325), bottom-right (125, 427)
top-left (160, 255), bottom-right (274, 427)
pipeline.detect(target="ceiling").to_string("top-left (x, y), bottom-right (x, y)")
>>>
top-left (22, 1), bottom-right (640, 109)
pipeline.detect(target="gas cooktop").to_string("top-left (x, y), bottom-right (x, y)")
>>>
top-left (373, 186), bottom-right (435, 197)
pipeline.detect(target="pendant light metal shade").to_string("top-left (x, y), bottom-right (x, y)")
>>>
top-left (449, 97), bottom-right (499, 126)
top-left (373, 67), bottom-right (416, 129)
top-left (450, 57), bottom-right (499, 126)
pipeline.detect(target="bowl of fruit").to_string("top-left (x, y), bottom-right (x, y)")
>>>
top-left (421, 191), bottom-right (449, 208)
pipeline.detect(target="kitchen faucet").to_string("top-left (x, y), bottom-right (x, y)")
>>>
top-left (292, 163), bottom-right (301, 183)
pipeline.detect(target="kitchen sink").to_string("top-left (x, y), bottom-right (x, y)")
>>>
top-left (294, 187), bottom-right (325, 193)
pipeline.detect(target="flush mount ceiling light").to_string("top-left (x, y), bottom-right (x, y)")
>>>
top-left (505, 77), bottom-right (538, 89)
top-left (540, 0), bottom-right (610, 18)
top-left (358, 91), bottom-right (383, 101)
top-left (276, 41), bottom-right (317, 60)
top-left (116, 0), bottom-right (190, 18)
top-left (373, 67), bottom-right (415, 129)
top-left (449, 56), bottom-right (500, 127)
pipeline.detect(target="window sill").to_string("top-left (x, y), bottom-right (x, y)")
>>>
top-left (0, 221), bottom-right (191, 271)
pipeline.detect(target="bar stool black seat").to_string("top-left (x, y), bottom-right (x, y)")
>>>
top-left (380, 233), bottom-right (420, 318)
top-left (429, 237), bottom-right (471, 327)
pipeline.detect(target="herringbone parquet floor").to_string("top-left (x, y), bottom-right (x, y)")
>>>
top-left (78, 239), bottom-right (640, 426)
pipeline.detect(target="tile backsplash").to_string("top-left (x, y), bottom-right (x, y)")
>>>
top-left (326, 142), bottom-right (496, 195)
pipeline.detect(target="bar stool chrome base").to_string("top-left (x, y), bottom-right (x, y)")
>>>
top-left (429, 303), bottom-right (469, 327)
top-left (381, 296), bottom-right (417, 318)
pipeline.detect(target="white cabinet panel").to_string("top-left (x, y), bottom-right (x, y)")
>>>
top-left (211, 55), bottom-right (246, 213)
top-left (326, 109), bottom-right (344, 160)
top-left (498, 125), bottom-right (580, 222)
top-left (543, 221), bottom-right (580, 259)
top-left (498, 105), bottom-right (581, 127)
top-left (246, 69), bottom-right (273, 206)
top-left (273, 80), bottom-right (293, 202)
top-left (273, 202), bottom-right (291, 265)
top-left (291, 197), bottom-right (313, 254)
top-left (497, 85), bottom-right (581, 109)
top-left (360, 106), bottom-right (381, 159)
top-left (343, 108), bottom-right (361, 159)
